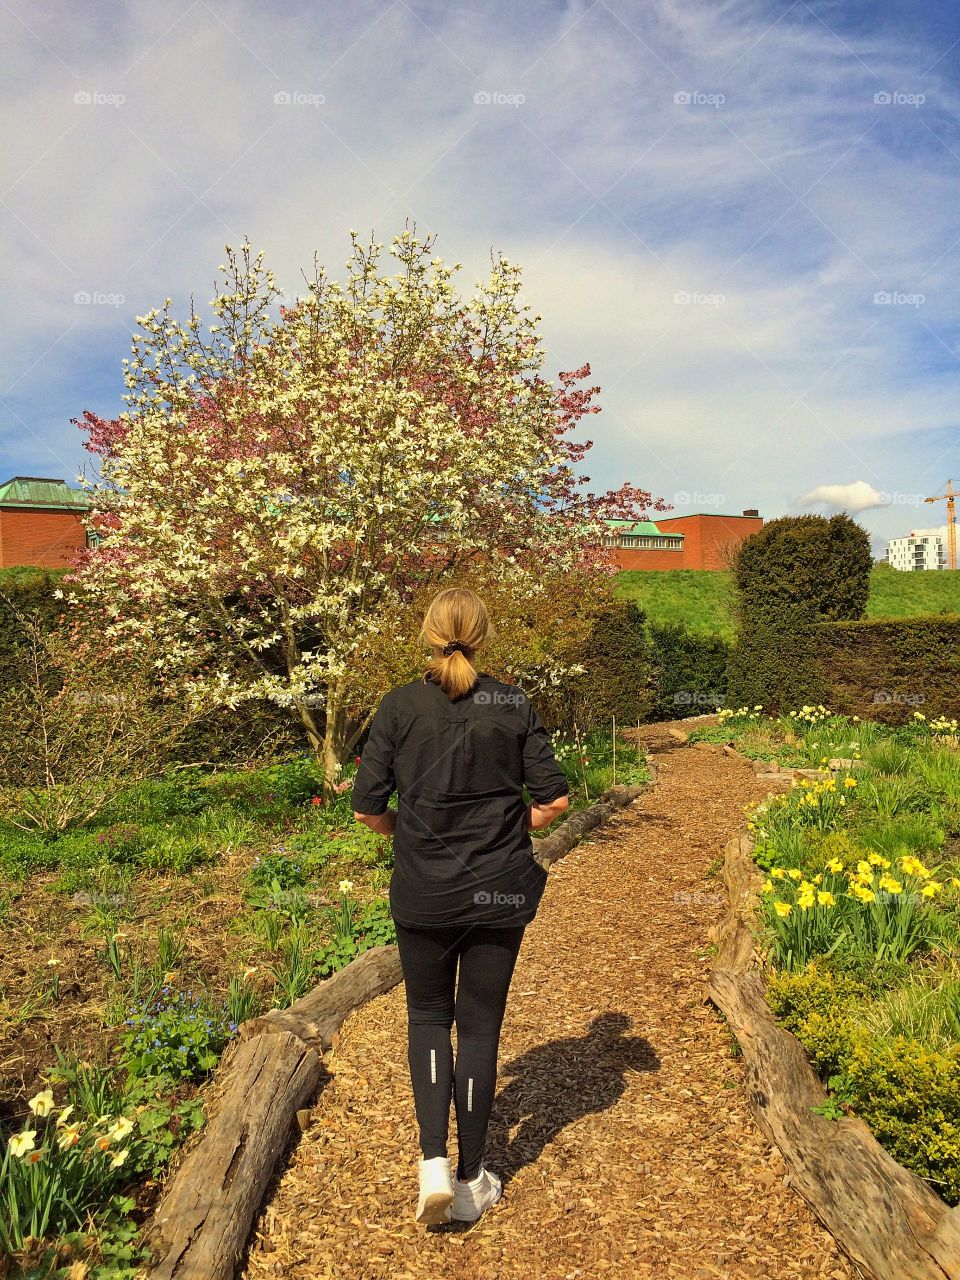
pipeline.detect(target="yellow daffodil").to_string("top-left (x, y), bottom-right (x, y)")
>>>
top-left (27, 1150), bottom-right (44, 1164)
top-left (242, 965), bottom-right (258, 981)
top-left (826, 858), bottom-right (844, 874)
top-left (816, 891), bottom-right (836, 907)
top-left (9, 1130), bottom-right (37, 1157)
top-left (856, 860), bottom-right (873, 877)
top-left (844, 776), bottom-right (857, 788)
top-left (761, 879), bottom-right (774, 894)
top-left (774, 901), bottom-right (792, 918)
top-left (96, 1135), bottom-right (111, 1151)
top-left (771, 868), bottom-right (786, 880)
top-left (878, 875), bottom-right (903, 895)
top-left (787, 868), bottom-right (803, 881)
top-left (868, 853), bottom-right (887, 866)
top-left (109, 1148), bottom-right (129, 1168)
top-left (338, 879), bottom-right (354, 894)
top-left (920, 882), bottom-right (943, 898)
top-left (56, 1105), bottom-right (74, 1127)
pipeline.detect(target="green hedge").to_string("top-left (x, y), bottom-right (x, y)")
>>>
top-left (543, 599), bottom-right (658, 732)
top-left (647, 621), bottom-right (730, 718)
top-left (812, 613), bottom-right (960, 723)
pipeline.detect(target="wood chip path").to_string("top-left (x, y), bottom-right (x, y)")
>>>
top-left (244, 725), bottom-right (860, 1280)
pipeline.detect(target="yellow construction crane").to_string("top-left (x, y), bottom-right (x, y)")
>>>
top-left (924, 479), bottom-right (957, 569)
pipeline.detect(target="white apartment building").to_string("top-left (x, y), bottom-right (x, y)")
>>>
top-left (886, 533), bottom-right (947, 571)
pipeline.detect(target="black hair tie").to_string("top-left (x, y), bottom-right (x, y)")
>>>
top-left (442, 640), bottom-right (469, 657)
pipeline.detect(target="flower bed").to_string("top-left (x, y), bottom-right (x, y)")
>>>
top-left (696, 706), bottom-right (960, 1206)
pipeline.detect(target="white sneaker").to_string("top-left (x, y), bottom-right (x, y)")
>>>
top-left (416, 1156), bottom-right (454, 1224)
top-left (451, 1166), bottom-right (502, 1221)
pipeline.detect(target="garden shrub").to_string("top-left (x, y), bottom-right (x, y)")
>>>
top-left (646, 621), bottom-right (730, 719)
top-left (558, 599), bottom-right (658, 732)
top-left (726, 513), bottom-right (872, 714)
top-left (842, 1035), bottom-right (960, 1203)
top-left (767, 966), bottom-right (867, 1075)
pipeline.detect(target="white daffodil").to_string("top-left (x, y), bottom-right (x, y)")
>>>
top-left (27, 1089), bottom-right (55, 1117)
top-left (9, 1130), bottom-right (37, 1157)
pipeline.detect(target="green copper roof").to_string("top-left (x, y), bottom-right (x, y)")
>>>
top-left (604, 518), bottom-right (682, 539)
top-left (0, 477), bottom-right (91, 511)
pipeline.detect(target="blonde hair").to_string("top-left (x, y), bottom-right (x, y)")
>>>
top-left (419, 587), bottom-right (493, 700)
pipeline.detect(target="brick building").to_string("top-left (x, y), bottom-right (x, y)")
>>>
top-left (603, 509), bottom-right (763, 570)
top-left (0, 477), bottom-right (91, 570)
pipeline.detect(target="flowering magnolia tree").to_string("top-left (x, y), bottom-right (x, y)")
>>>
top-left (72, 228), bottom-right (662, 786)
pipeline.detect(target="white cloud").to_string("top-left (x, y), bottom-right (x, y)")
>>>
top-left (797, 481), bottom-right (889, 513)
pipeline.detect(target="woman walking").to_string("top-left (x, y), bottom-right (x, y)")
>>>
top-left (351, 587), bottom-right (570, 1225)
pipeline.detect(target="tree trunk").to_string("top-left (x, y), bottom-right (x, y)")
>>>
top-left (146, 947), bottom-right (404, 1280)
top-left (146, 1031), bottom-right (323, 1280)
top-left (321, 689), bottom-right (348, 797)
top-left (531, 783), bottom-right (650, 871)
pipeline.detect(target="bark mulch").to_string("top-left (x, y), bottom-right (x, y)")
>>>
top-left (243, 726), bottom-right (861, 1280)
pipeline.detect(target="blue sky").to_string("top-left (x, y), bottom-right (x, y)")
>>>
top-left (3, 0), bottom-right (960, 558)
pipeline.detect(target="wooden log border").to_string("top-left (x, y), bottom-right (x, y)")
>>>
top-left (707, 828), bottom-right (960, 1280)
top-left (145, 763), bottom-right (657, 1279)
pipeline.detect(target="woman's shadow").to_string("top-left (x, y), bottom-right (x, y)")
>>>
top-left (487, 1011), bottom-right (659, 1184)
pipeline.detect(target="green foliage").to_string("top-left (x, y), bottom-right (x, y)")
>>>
top-left (558, 600), bottom-right (658, 732)
top-left (811, 615), bottom-right (960, 725)
top-left (247, 850), bottom-right (308, 890)
top-left (726, 514), bottom-right (873, 716)
top-left (0, 1048), bottom-right (204, 1264)
top-left (646, 621), bottom-right (730, 719)
top-left (842, 1036), bottom-right (960, 1203)
top-left (732, 513), bottom-right (873, 627)
top-left (726, 610), bottom-right (831, 716)
top-left (314, 897), bottom-right (397, 977)
top-left (767, 966), bottom-right (868, 1075)
top-left (119, 990), bottom-right (236, 1084)
top-left (204, 756), bottom-right (323, 817)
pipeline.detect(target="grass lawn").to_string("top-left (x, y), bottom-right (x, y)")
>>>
top-left (614, 563), bottom-right (960, 639)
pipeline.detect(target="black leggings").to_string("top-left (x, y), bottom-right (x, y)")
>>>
top-left (394, 921), bottom-right (526, 1181)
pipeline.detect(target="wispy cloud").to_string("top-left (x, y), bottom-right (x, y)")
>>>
top-left (2, 0), bottom-right (959, 557)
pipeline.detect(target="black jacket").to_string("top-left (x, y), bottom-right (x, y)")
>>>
top-left (351, 672), bottom-right (570, 928)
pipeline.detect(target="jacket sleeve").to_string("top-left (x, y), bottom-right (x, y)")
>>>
top-left (351, 694), bottom-right (396, 815)
top-left (521, 696), bottom-right (570, 805)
